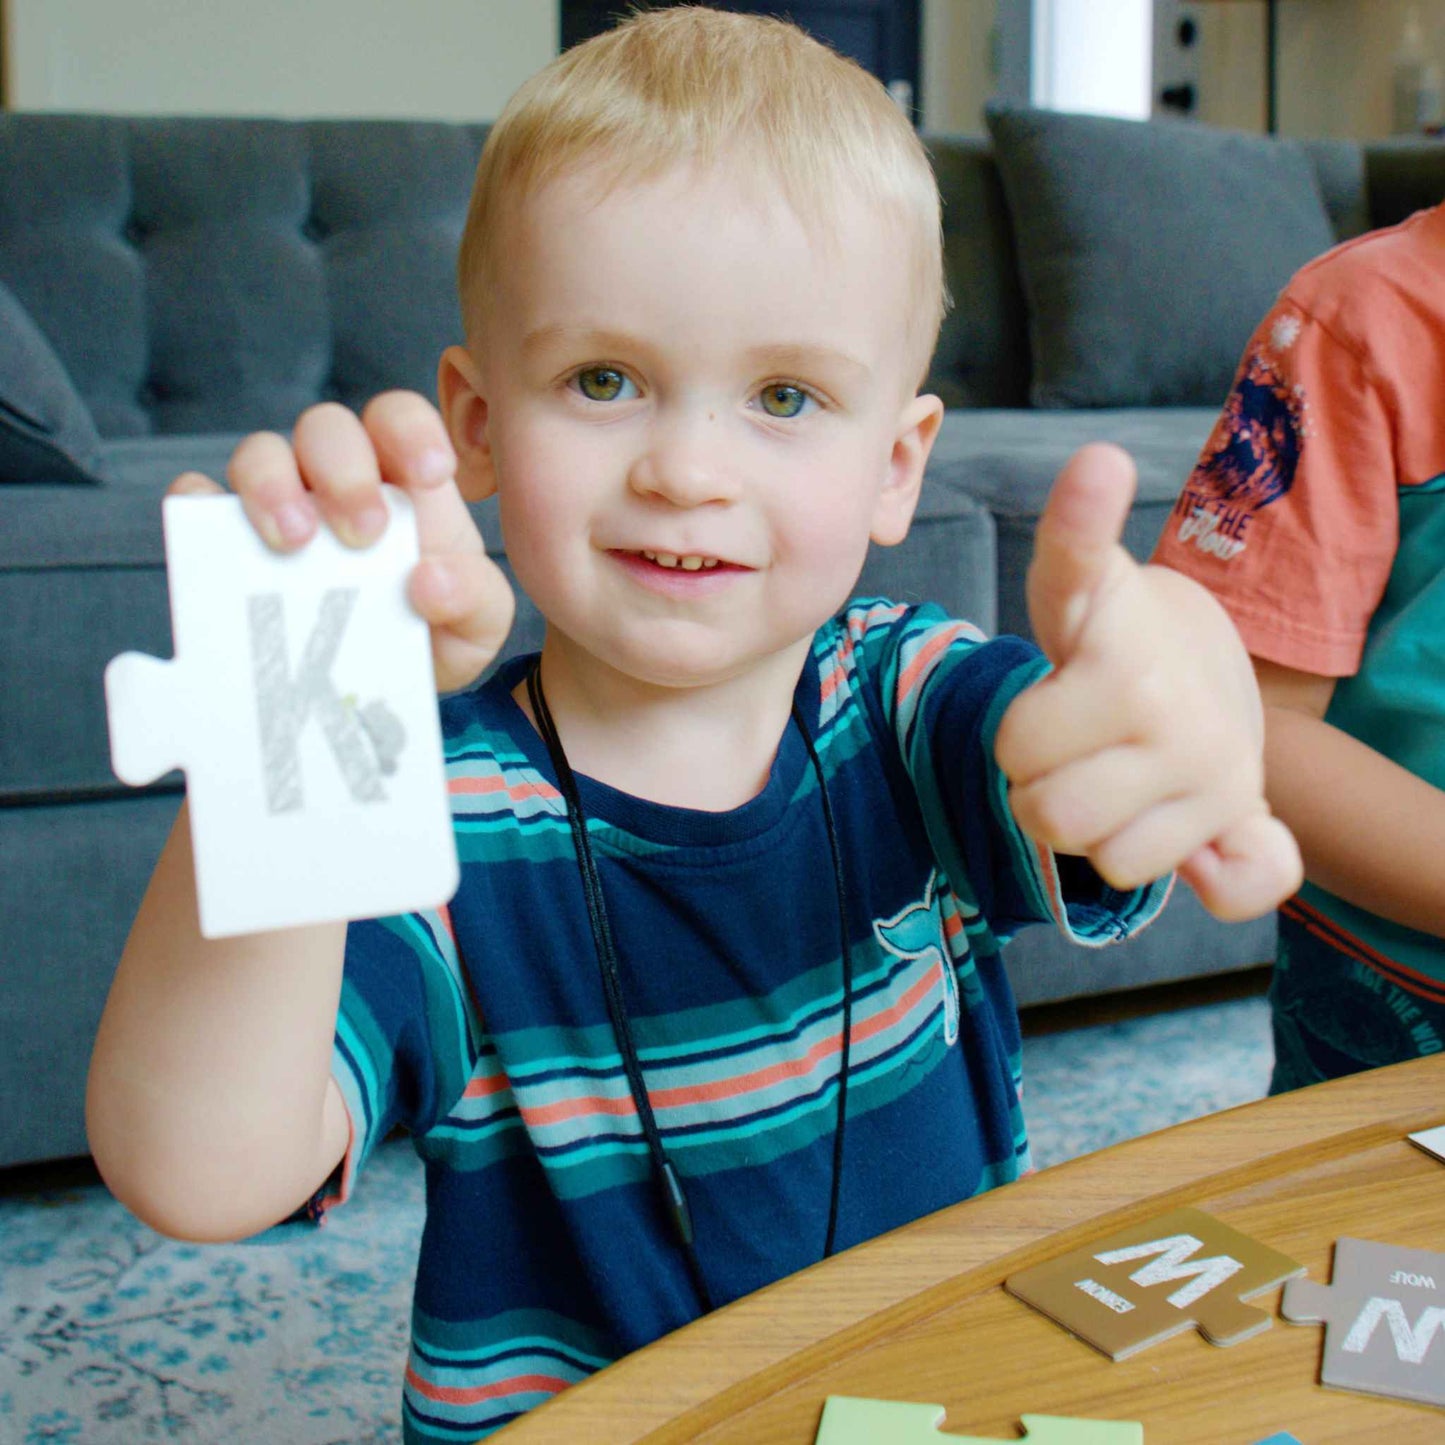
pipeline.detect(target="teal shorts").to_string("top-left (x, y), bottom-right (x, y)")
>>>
top-left (1269, 910), bottom-right (1445, 1095)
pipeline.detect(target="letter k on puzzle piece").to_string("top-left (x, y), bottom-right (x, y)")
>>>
top-left (105, 491), bottom-right (458, 938)
top-left (1005, 1207), bottom-right (1304, 1359)
top-left (1281, 1237), bottom-right (1445, 1407)
top-left (814, 1398), bottom-right (1141, 1445)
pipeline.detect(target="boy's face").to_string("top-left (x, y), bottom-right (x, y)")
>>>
top-left (444, 162), bottom-right (942, 694)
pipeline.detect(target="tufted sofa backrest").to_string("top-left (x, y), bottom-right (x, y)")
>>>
top-left (0, 116), bottom-right (1039, 427)
top-left (0, 114), bottom-right (1433, 437)
top-left (0, 114), bottom-right (489, 438)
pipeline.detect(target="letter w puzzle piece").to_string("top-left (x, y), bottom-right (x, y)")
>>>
top-left (106, 491), bottom-right (458, 938)
top-left (1281, 1237), bottom-right (1445, 1407)
top-left (814, 1398), bottom-right (1141, 1445)
top-left (1005, 1207), bottom-right (1304, 1359)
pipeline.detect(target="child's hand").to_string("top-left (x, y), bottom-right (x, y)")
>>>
top-left (995, 443), bottom-right (1303, 922)
top-left (168, 392), bottom-right (515, 695)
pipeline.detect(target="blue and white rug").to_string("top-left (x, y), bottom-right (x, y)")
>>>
top-left (0, 990), bottom-right (1272, 1444)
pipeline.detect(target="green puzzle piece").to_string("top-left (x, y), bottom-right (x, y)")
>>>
top-left (815, 1396), bottom-right (1143, 1444)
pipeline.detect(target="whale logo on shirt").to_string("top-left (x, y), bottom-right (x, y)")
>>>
top-left (873, 872), bottom-right (959, 1047)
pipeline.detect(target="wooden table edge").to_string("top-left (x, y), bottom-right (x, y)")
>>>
top-left (496, 1054), bottom-right (1445, 1444)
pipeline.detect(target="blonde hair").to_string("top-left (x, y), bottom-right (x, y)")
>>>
top-left (457, 5), bottom-right (947, 387)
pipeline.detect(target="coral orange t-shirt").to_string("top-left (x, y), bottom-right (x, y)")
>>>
top-left (1154, 202), bottom-right (1445, 678)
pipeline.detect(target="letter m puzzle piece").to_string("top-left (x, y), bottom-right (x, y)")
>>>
top-left (106, 492), bottom-right (458, 938)
top-left (1005, 1207), bottom-right (1304, 1359)
top-left (1281, 1237), bottom-right (1445, 1407)
top-left (814, 1397), bottom-right (1141, 1445)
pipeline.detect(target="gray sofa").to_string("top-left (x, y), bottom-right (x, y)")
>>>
top-left (3, 109), bottom-right (1441, 1170)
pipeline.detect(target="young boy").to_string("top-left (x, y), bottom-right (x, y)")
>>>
top-left (1154, 199), bottom-right (1445, 1094)
top-left (87, 10), bottom-right (1300, 1441)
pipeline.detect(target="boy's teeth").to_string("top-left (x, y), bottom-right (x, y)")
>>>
top-left (640, 550), bottom-right (718, 570)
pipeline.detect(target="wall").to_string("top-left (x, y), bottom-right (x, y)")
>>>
top-left (7, 0), bottom-right (1004, 137)
top-left (4, 0), bottom-right (556, 119)
top-left (5, 0), bottom-right (1000, 135)
top-left (921, 0), bottom-right (1445, 141)
top-left (922, 0), bottom-right (1000, 133)
top-left (11, 1), bottom-right (1419, 139)
top-left (1196, 0), bottom-right (1445, 139)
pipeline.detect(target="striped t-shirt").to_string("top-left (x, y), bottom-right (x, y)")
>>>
top-left (322, 600), bottom-right (1167, 1443)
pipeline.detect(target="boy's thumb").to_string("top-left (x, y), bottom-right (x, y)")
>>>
top-left (1026, 442), bottom-right (1137, 665)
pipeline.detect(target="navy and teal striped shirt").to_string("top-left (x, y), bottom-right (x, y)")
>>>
top-left (321, 600), bottom-right (1168, 1442)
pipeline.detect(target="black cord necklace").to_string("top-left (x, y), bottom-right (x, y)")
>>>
top-left (524, 658), bottom-right (855, 1313)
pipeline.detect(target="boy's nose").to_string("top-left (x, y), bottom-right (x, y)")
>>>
top-left (628, 409), bottom-right (740, 507)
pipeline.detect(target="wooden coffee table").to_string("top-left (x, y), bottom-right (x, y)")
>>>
top-left (496, 1053), bottom-right (1445, 1443)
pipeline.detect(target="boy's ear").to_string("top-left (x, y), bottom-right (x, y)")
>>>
top-left (437, 345), bottom-right (497, 501)
top-left (870, 392), bottom-right (944, 547)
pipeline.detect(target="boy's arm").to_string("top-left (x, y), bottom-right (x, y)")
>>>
top-left (1255, 658), bottom-right (1445, 936)
top-left (89, 394), bottom-right (513, 1241)
top-left (87, 800), bottom-right (352, 1242)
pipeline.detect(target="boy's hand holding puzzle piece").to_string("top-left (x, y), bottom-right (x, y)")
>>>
top-left (103, 395), bottom-right (513, 938)
top-left (104, 485), bottom-right (459, 938)
top-left (105, 395), bottom-right (1300, 934)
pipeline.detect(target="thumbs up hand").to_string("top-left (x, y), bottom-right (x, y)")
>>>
top-left (994, 444), bottom-right (1302, 922)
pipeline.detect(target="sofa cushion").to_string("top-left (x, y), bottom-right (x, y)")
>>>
top-left (1299, 138), bottom-right (1370, 241)
top-left (926, 406), bottom-right (1217, 642)
top-left (0, 115), bottom-right (488, 440)
top-left (922, 135), bottom-right (1031, 410)
top-left (0, 792), bottom-right (183, 1165)
top-left (0, 278), bottom-right (104, 485)
top-left (0, 437), bottom-right (239, 804)
top-left (984, 105), bottom-right (1337, 410)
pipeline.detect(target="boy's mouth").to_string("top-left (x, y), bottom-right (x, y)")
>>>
top-left (609, 548), bottom-right (751, 589)
top-left (638, 550), bottom-right (721, 571)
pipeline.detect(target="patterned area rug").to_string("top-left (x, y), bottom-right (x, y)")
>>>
top-left (0, 988), bottom-right (1272, 1444)
top-left (1021, 988), bottom-right (1274, 1169)
top-left (0, 1145), bottom-right (424, 1444)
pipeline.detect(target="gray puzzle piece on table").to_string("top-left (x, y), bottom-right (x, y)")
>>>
top-left (1281, 1237), bottom-right (1445, 1408)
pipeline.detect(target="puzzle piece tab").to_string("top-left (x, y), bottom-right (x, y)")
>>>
top-left (105, 491), bottom-right (458, 937)
top-left (1281, 1237), bottom-right (1445, 1408)
top-left (1005, 1207), bottom-right (1303, 1359)
top-left (814, 1398), bottom-right (1141, 1445)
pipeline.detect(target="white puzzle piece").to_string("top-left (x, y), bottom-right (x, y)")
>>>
top-left (1409, 1124), bottom-right (1445, 1165)
top-left (106, 490), bottom-right (459, 938)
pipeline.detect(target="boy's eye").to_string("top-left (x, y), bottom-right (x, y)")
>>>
top-left (758, 383), bottom-right (812, 419)
top-left (574, 367), bottom-right (635, 402)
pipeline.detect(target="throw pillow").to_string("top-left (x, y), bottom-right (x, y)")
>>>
top-left (0, 278), bottom-right (104, 484)
top-left (984, 104), bottom-right (1339, 409)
